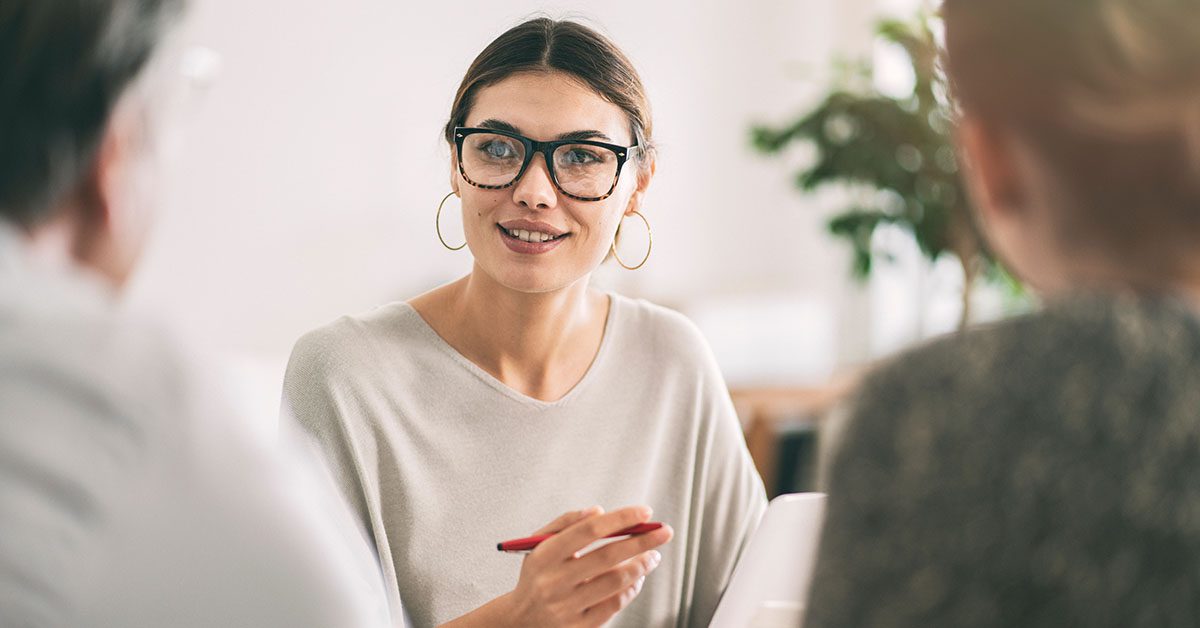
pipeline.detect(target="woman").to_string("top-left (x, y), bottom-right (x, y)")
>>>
top-left (282, 18), bottom-right (767, 628)
top-left (806, 1), bottom-right (1200, 627)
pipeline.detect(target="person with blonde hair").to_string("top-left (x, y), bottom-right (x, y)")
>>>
top-left (806, 1), bottom-right (1200, 627)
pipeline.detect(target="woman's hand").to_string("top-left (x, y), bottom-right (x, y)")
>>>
top-left (439, 505), bottom-right (673, 628)
top-left (507, 505), bottom-right (673, 627)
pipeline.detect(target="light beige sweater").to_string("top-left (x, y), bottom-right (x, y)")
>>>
top-left (282, 293), bottom-right (767, 628)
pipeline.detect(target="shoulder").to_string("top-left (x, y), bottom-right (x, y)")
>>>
top-left (282, 301), bottom-right (431, 446)
top-left (611, 293), bottom-right (716, 366)
top-left (0, 288), bottom-right (199, 437)
top-left (285, 301), bottom-right (421, 385)
top-left (0, 286), bottom-right (253, 616)
top-left (842, 294), bottom-right (1200, 463)
top-left (0, 301), bottom-right (189, 487)
top-left (812, 296), bottom-right (1200, 627)
top-left (867, 294), bottom-right (1199, 400)
top-left (606, 295), bottom-right (738, 434)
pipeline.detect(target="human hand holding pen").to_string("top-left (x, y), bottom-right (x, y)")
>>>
top-left (438, 505), bottom-right (674, 628)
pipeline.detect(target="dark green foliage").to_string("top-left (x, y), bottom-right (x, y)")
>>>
top-left (752, 15), bottom-right (988, 282)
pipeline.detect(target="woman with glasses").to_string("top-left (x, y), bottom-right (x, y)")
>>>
top-left (805, 1), bottom-right (1200, 627)
top-left (282, 18), bottom-right (766, 628)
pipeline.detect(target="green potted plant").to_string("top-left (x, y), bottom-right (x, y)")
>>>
top-left (751, 13), bottom-right (1008, 328)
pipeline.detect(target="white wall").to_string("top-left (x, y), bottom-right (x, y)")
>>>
top-left (127, 0), bottom-right (882, 402)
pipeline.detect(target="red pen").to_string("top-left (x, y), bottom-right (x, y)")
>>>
top-left (497, 522), bottom-right (664, 553)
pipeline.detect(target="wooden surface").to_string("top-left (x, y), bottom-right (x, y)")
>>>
top-left (731, 374), bottom-right (860, 495)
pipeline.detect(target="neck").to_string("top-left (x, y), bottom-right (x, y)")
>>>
top-left (1038, 251), bottom-right (1200, 314)
top-left (424, 265), bottom-right (609, 401)
top-left (18, 207), bottom-right (124, 289)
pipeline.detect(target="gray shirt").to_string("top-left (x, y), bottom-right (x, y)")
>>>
top-left (283, 294), bottom-right (767, 628)
top-left (0, 223), bottom-right (393, 627)
top-left (806, 295), bottom-right (1200, 628)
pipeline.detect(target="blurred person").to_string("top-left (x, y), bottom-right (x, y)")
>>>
top-left (0, 1), bottom-right (393, 626)
top-left (804, 1), bottom-right (1200, 627)
top-left (282, 17), bottom-right (767, 628)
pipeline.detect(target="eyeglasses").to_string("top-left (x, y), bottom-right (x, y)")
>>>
top-left (453, 126), bottom-right (637, 202)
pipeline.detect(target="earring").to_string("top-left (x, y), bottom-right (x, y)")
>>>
top-left (611, 210), bottom-right (652, 270)
top-left (436, 191), bottom-right (466, 251)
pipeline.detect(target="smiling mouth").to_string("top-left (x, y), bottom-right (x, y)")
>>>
top-left (497, 224), bottom-right (570, 243)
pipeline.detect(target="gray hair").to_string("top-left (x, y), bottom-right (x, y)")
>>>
top-left (0, 0), bottom-right (186, 227)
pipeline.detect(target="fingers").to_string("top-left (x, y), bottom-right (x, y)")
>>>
top-left (574, 549), bottom-right (662, 610)
top-left (537, 506), bottom-right (654, 560)
top-left (566, 524), bottom-right (672, 583)
top-left (580, 568), bottom-right (649, 628)
top-left (511, 507), bottom-right (671, 628)
top-left (530, 506), bottom-right (604, 537)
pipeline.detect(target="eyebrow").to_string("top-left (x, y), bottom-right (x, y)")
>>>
top-left (476, 118), bottom-right (616, 143)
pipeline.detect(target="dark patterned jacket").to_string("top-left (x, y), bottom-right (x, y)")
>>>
top-left (806, 295), bottom-right (1200, 628)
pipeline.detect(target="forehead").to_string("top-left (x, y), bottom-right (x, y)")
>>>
top-left (466, 71), bottom-right (632, 144)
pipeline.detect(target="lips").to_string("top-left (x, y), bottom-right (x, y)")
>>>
top-left (502, 226), bottom-right (567, 243)
top-left (496, 224), bottom-right (569, 255)
top-left (498, 219), bottom-right (569, 238)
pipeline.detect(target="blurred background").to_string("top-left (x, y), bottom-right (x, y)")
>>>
top-left (128, 0), bottom-right (1024, 492)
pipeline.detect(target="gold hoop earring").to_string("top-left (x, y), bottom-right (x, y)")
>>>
top-left (611, 210), bottom-right (652, 270)
top-left (436, 192), bottom-right (466, 251)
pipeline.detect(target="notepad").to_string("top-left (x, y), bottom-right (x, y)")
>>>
top-left (708, 493), bottom-right (826, 628)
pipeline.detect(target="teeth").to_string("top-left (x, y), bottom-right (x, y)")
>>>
top-left (506, 228), bottom-right (560, 243)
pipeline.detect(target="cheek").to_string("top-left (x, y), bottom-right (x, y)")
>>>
top-left (595, 212), bottom-right (614, 235)
top-left (575, 207), bottom-right (622, 249)
top-left (583, 193), bottom-right (635, 238)
top-left (462, 193), bottom-right (499, 226)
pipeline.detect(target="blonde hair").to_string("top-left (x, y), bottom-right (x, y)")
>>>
top-left (944, 0), bottom-right (1200, 255)
top-left (1067, 1), bottom-right (1200, 175)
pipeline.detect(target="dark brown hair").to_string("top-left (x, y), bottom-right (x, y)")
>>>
top-left (444, 17), bottom-right (655, 175)
top-left (944, 0), bottom-right (1200, 255)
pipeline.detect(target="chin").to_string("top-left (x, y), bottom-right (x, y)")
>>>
top-left (476, 259), bottom-right (579, 295)
top-left (495, 272), bottom-right (573, 295)
top-left (471, 247), bottom-right (585, 297)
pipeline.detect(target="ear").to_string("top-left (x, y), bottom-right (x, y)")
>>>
top-left (624, 154), bottom-right (656, 216)
top-left (956, 115), bottom-right (1024, 223)
top-left (75, 118), bottom-right (127, 242)
top-left (76, 98), bottom-right (161, 288)
top-left (449, 153), bottom-right (461, 196)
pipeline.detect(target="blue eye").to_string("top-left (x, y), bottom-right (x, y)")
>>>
top-left (476, 139), bottom-right (519, 161)
top-left (560, 147), bottom-right (601, 165)
top-left (480, 141), bottom-right (513, 158)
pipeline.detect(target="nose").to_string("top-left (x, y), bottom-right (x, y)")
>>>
top-left (512, 152), bottom-right (557, 210)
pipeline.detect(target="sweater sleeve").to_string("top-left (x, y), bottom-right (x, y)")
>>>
top-left (681, 338), bottom-right (769, 628)
top-left (281, 324), bottom-right (408, 626)
top-left (281, 325), bottom-right (374, 528)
